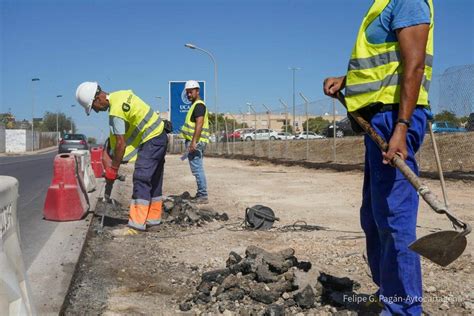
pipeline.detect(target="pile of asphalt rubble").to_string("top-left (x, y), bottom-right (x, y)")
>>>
top-left (180, 246), bottom-right (374, 315)
top-left (162, 192), bottom-right (229, 226)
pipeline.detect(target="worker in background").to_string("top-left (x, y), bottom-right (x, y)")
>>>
top-left (323, 0), bottom-right (433, 314)
top-left (180, 80), bottom-right (210, 204)
top-left (76, 82), bottom-right (167, 235)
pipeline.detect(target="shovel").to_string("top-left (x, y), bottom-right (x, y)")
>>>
top-left (336, 93), bottom-right (471, 266)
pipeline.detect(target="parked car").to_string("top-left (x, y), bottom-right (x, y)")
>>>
top-left (58, 134), bottom-right (89, 153)
top-left (431, 121), bottom-right (467, 133)
top-left (276, 132), bottom-right (293, 140)
top-left (293, 131), bottom-right (324, 140)
top-left (242, 129), bottom-right (279, 141)
top-left (322, 117), bottom-right (357, 138)
top-left (227, 128), bottom-right (250, 141)
top-left (466, 113), bottom-right (474, 131)
top-left (238, 128), bottom-right (256, 141)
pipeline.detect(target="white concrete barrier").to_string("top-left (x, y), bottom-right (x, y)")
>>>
top-left (0, 176), bottom-right (35, 316)
top-left (71, 150), bottom-right (97, 193)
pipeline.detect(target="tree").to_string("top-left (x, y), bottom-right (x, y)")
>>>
top-left (281, 124), bottom-right (293, 134)
top-left (40, 111), bottom-right (77, 134)
top-left (302, 117), bottom-right (331, 134)
top-left (87, 137), bottom-right (97, 144)
top-left (433, 110), bottom-right (460, 125)
top-left (0, 112), bottom-right (15, 129)
top-left (208, 113), bottom-right (247, 134)
top-left (459, 115), bottom-right (469, 125)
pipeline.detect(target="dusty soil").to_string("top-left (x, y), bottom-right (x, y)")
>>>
top-left (63, 156), bottom-right (473, 315)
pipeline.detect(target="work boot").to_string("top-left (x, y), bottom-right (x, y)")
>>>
top-left (191, 196), bottom-right (209, 204)
top-left (110, 227), bottom-right (142, 237)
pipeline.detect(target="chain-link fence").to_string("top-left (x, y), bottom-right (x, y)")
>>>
top-left (170, 65), bottom-right (474, 175)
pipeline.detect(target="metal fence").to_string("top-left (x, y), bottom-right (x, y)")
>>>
top-left (170, 65), bottom-right (474, 174)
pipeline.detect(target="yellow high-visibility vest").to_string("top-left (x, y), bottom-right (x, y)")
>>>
top-left (345, 0), bottom-right (434, 112)
top-left (108, 90), bottom-right (164, 162)
top-left (180, 100), bottom-right (210, 143)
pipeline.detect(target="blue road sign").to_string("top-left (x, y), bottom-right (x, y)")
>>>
top-left (169, 81), bottom-right (205, 133)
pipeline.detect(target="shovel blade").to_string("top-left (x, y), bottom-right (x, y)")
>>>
top-left (409, 231), bottom-right (467, 267)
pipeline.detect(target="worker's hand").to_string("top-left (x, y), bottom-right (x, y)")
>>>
top-left (382, 124), bottom-right (408, 165)
top-left (188, 141), bottom-right (197, 153)
top-left (323, 76), bottom-right (346, 97)
top-left (105, 166), bottom-right (119, 182)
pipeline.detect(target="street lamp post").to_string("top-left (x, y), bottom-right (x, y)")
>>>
top-left (31, 78), bottom-right (40, 151)
top-left (70, 104), bottom-right (76, 133)
top-left (185, 43), bottom-right (219, 144)
top-left (299, 93), bottom-right (310, 161)
top-left (155, 95), bottom-right (166, 117)
top-left (247, 103), bottom-right (257, 156)
top-left (56, 95), bottom-right (62, 143)
top-left (155, 96), bottom-right (162, 114)
top-left (262, 104), bottom-right (272, 158)
top-left (238, 109), bottom-right (245, 155)
top-left (279, 98), bottom-right (289, 158)
top-left (289, 67), bottom-right (301, 132)
top-left (228, 113), bottom-right (236, 155)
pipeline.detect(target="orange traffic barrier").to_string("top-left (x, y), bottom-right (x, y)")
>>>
top-left (90, 146), bottom-right (104, 178)
top-left (43, 154), bottom-right (88, 221)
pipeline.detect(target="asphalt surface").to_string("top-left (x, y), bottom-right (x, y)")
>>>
top-left (0, 150), bottom-right (58, 269)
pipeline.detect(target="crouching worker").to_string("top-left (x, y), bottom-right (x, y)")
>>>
top-left (76, 82), bottom-right (167, 235)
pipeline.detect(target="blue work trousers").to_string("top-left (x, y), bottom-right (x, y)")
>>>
top-left (132, 132), bottom-right (167, 201)
top-left (361, 107), bottom-right (427, 315)
top-left (185, 141), bottom-right (208, 198)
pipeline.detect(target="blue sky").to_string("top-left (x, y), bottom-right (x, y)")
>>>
top-left (1, 0), bottom-right (473, 140)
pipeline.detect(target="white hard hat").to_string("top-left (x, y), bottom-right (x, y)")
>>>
top-left (75, 81), bottom-right (99, 115)
top-left (185, 80), bottom-right (200, 90)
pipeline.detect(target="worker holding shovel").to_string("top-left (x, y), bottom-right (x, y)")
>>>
top-left (323, 0), bottom-right (434, 314)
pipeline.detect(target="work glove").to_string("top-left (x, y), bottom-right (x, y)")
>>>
top-left (105, 166), bottom-right (119, 182)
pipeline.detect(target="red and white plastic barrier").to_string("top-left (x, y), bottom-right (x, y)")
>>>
top-left (71, 150), bottom-right (97, 193)
top-left (0, 176), bottom-right (36, 315)
top-left (43, 154), bottom-right (88, 221)
top-left (90, 146), bottom-right (104, 178)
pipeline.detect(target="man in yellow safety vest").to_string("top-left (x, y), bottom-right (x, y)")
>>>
top-left (76, 82), bottom-right (167, 235)
top-left (323, 0), bottom-right (434, 314)
top-left (180, 80), bottom-right (210, 204)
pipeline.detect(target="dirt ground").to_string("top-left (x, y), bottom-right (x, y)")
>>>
top-left (63, 155), bottom-right (473, 315)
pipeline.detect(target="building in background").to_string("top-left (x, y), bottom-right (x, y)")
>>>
top-left (224, 112), bottom-right (345, 132)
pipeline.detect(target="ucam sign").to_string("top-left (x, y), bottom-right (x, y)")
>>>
top-left (169, 81), bottom-right (206, 133)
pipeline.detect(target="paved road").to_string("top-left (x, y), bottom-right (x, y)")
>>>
top-left (0, 150), bottom-right (58, 269)
top-left (0, 149), bottom-right (99, 314)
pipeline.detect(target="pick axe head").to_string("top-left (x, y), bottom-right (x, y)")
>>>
top-left (409, 230), bottom-right (468, 267)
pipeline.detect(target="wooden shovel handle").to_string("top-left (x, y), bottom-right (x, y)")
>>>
top-left (336, 93), bottom-right (470, 233)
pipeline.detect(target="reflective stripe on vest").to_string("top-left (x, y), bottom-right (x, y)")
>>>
top-left (348, 51), bottom-right (434, 72)
top-left (344, 0), bottom-right (434, 112)
top-left (346, 74), bottom-right (431, 97)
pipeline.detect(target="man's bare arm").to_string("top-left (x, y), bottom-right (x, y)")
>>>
top-left (382, 24), bottom-right (429, 164)
top-left (112, 135), bottom-right (126, 168)
top-left (397, 24), bottom-right (430, 122)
